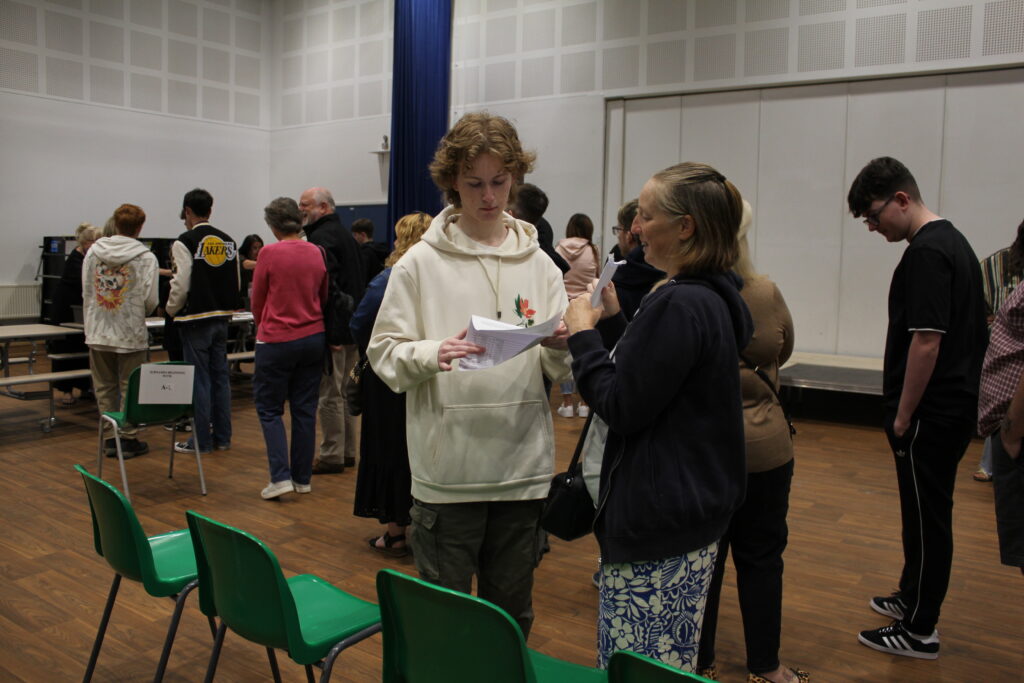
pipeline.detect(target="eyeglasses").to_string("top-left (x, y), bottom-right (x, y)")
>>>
top-left (611, 225), bottom-right (625, 234)
top-left (864, 195), bottom-right (895, 226)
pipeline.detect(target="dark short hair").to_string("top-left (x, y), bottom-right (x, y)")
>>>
top-left (181, 188), bottom-right (213, 219)
top-left (351, 218), bottom-right (375, 237)
top-left (512, 183), bottom-right (548, 224)
top-left (617, 199), bottom-right (638, 230)
top-left (847, 157), bottom-right (921, 217)
top-left (113, 204), bottom-right (145, 235)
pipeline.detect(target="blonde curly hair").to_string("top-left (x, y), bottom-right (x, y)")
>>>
top-left (386, 212), bottom-right (432, 267)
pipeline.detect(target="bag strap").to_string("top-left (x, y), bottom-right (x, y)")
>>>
top-left (567, 412), bottom-right (595, 470)
top-left (739, 352), bottom-right (796, 437)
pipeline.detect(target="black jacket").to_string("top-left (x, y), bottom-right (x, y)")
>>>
top-left (569, 271), bottom-right (753, 564)
top-left (304, 212), bottom-right (365, 344)
top-left (360, 241), bottom-right (389, 286)
top-left (534, 217), bottom-right (570, 274)
top-left (612, 246), bottom-right (665, 321)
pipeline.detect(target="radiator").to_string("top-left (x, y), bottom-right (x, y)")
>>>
top-left (0, 284), bottom-right (41, 321)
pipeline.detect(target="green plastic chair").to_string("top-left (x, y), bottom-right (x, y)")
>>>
top-left (96, 361), bottom-right (205, 501)
top-left (76, 464), bottom-right (215, 683)
top-left (375, 568), bottom-right (606, 683)
top-left (186, 510), bottom-right (382, 683)
top-left (607, 651), bottom-right (714, 682)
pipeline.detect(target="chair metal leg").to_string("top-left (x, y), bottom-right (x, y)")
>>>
top-left (203, 621), bottom-right (227, 683)
top-left (207, 615), bottom-right (218, 640)
top-left (305, 664), bottom-right (316, 683)
top-left (96, 417), bottom-right (105, 477)
top-left (317, 623), bottom-right (382, 683)
top-left (191, 418), bottom-right (207, 495)
top-left (152, 579), bottom-right (198, 683)
top-left (100, 415), bottom-right (130, 501)
top-left (82, 573), bottom-right (121, 683)
top-left (168, 424), bottom-right (176, 479)
top-left (266, 648), bottom-right (282, 683)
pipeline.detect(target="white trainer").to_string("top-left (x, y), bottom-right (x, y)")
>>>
top-left (577, 404), bottom-right (590, 418)
top-left (261, 480), bottom-right (295, 499)
top-left (293, 482), bottom-right (311, 494)
top-left (556, 405), bottom-right (574, 418)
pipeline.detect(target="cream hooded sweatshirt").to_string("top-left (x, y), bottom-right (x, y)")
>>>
top-left (82, 235), bottom-right (159, 353)
top-left (368, 206), bottom-right (570, 504)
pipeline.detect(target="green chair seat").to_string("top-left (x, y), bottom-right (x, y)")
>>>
top-left (104, 410), bottom-right (126, 427)
top-left (76, 465), bottom-right (213, 682)
top-left (607, 650), bottom-right (714, 682)
top-left (288, 574), bottom-right (382, 664)
top-left (187, 510), bottom-right (382, 681)
top-left (146, 530), bottom-right (201, 597)
top-left (530, 650), bottom-right (607, 682)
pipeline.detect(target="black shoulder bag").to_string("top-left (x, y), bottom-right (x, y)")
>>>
top-left (740, 353), bottom-right (796, 438)
top-left (317, 246), bottom-right (355, 374)
top-left (541, 413), bottom-right (596, 541)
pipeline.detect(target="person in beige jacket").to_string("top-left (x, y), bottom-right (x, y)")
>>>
top-left (368, 112), bottom-right (569, 639)
top-left (696, 201), bottom-right (808, 683)
top-left (555, 212), bottom-right (600, 417)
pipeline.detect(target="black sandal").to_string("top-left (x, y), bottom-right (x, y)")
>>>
top-left (368, 532), bottom-right (409, 558)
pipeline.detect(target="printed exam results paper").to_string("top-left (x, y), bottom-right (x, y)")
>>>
top-left (458, 311), bottom-right (561, 371)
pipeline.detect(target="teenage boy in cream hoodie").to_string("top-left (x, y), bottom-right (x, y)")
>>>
top-left (368, 113), bottom-right (569, 639)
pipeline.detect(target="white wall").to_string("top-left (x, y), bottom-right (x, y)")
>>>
top-left (0, 91), bottom-right (270, 282)
top-left (606, 70), bottom-right (1024, 358)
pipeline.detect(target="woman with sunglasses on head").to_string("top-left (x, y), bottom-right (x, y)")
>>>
top-left (564, 162), bottom-right (751, 673)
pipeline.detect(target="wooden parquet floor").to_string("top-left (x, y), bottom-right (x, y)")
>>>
top-left (0, 354), bottom-right (1021, 682)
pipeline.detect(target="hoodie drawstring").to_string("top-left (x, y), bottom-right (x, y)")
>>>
top-left (477, 256), bottom-right (503, 319)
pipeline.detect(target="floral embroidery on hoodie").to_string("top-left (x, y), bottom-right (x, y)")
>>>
top-left (514, 294), bottom-right (536, 327)
top-left (94, 263), bottom-right (131, 311)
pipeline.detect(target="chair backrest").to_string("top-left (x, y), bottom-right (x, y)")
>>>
top-left (186, 510), bottom-right (300, 652)
top-left (122, 361), bottom-right (195, 427)
top-left (76, 464), bottom-right (156, 584)
top-left (184, 509), bottom-right (217, 619)
top-left (607, 650), bottom-right (711, 682)
top-left (375, 569), bottom-right (536, 683)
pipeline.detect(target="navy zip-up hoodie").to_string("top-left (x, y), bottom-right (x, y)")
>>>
top-left (569, 271), bottom-right (753, 564)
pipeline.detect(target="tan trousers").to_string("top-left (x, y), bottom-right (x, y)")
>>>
top-left (317, 344), bottom-right (359, 465)
top-left (90, 348), bottom-right (148, 438)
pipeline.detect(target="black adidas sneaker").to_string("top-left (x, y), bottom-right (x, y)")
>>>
top-left (870, 593), bottom-right (907, 620)
top-left (858, 621), bottom-right (939, 659)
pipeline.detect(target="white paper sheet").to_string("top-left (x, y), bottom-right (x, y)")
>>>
top-left (591, 255), bottom-right (626, 307)
top-left (138, 363), bottom-right (195, 404)
top-left (459, 312), bottom-right (562, 371)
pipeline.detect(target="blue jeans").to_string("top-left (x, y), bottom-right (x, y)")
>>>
top-left (180, 317), bottom-right (232, 452)
top-left (254, 332), bottom-right (324, 485)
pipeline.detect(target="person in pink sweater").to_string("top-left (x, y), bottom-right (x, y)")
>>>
top-left (251, 197), bottom-right (329, 500)
top-left (555, 213), bottom-right (600, 417)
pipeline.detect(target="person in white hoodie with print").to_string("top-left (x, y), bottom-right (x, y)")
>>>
top-left (83, 203), bottom-right (159, 458)
top-left (368, 112), bottom-right (570, 639)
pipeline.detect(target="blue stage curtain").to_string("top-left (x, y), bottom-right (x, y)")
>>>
top-left (386, 0), bottom-right (452, 246)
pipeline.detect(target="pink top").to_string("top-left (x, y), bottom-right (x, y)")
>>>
top-left (251, 240), bottom-right (328, 343)
top-left (555, 237), bottom-right (601, 299)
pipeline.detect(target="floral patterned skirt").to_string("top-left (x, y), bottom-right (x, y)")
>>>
top-left (597, 542), bottom-right (719, 671)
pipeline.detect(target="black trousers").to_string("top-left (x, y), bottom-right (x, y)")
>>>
top-left (884, 413), bottom-right (973, 635)
top-left (697, 459), bottom-right (794, 675)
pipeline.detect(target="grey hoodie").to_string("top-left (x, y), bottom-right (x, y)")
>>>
top-left (82, 235), bottom-right (159, 352)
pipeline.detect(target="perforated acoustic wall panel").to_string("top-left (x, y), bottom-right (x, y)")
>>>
top-left (0, 0), bottom-right (268, 128)
top-left (272, 0), bottom-right (392, 128)
top-left (452, 0), bottom-right (1024, 108)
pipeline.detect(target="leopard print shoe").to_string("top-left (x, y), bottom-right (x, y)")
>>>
top-left (695, 665), bottom-right (717, 680)
top-left (747, 668), bottom-right (810, 683)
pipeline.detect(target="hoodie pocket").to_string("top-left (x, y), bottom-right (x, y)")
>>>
top-left (430, 400), bottom-right (552, 487)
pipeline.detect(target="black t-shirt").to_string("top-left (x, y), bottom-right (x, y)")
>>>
top-left (883, 219), bottom-right (988, 421)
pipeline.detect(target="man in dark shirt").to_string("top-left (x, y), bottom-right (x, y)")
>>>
top-left (350, 218), bottom-right (388, 285)
top-left (508, 183), bottom-right (569, 274)
top-left (847, 157), bottom-right (987, 660)
top-left (298, 186), bottom-right (365, 474)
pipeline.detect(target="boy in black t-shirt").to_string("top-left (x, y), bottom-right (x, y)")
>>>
top-left (847, 157), bottom-right (988, 660)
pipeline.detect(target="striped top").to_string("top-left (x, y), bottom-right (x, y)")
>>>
top-left (980, 247), bottom-right (1021, 317)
